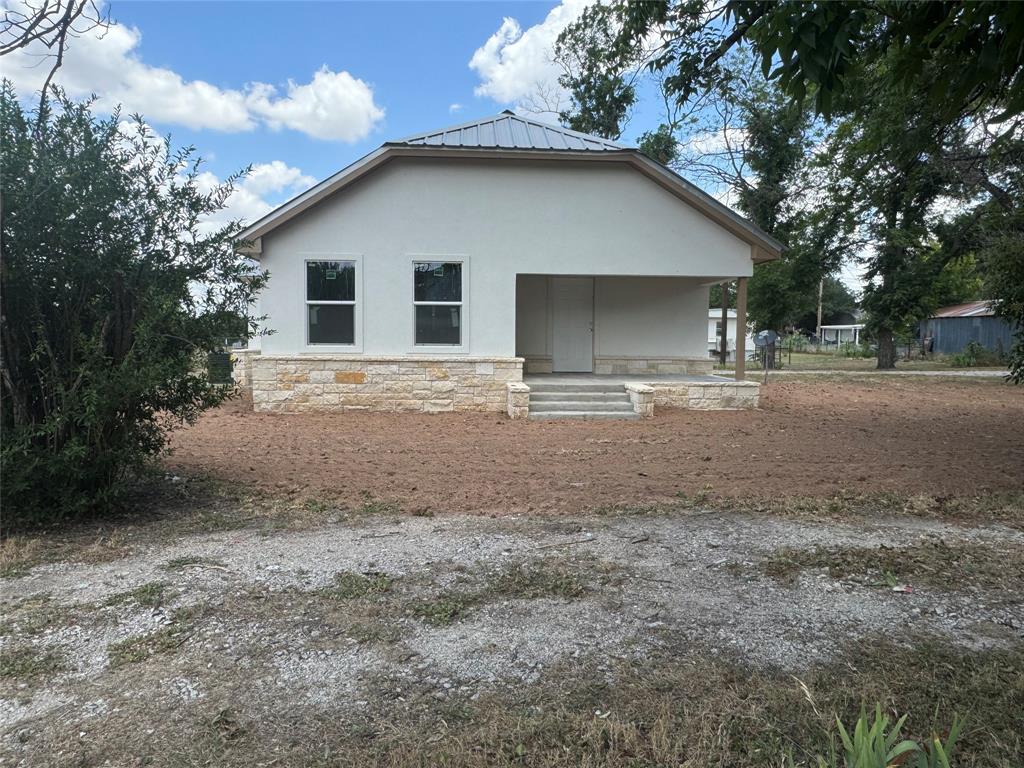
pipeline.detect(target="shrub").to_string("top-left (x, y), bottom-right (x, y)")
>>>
top-left (0, 85), bottom-right (266, 530)
top-left (950, 340), bottom-right (1002, 368)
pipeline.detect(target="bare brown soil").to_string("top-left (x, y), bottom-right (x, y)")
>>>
top-left (167, 379), bottom-right (1024, 514)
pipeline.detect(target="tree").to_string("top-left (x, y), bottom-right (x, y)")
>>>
top-left (0, 1), bottom-right (110, 112)
top-left (0, 85), bottom-right (267, 529)
top-left (553, 4), bottom-right (640, 140)
top-left (615, 1), bottom-right (1024, 125)
top-left (597, 0), bottom-right (1023, 371)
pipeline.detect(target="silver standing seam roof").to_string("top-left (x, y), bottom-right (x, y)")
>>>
top-left (388, 110), bottom-right (625, 152)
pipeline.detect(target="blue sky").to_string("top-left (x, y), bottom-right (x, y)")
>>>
top-left (9, 0), bottom-right (651, 224)
top-left (109, 1), bottom-right (565, 184)
top-left (5, 0), bottom-right (862, 289)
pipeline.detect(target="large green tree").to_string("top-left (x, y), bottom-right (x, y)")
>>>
top-left (557, 0), bottom-right (1024, 370)
top-left (0, 85), bottom-right (267, 529)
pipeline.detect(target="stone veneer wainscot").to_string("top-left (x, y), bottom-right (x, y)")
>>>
top-left (242, 354), bottom-right (524, 413)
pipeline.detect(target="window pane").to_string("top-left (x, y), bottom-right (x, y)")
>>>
top-left (415, 305), bottom-right (461, 345)
top-left (307, 261), bottom-right (355, 302)
top-left (308, 304), bottom-right (354, 344)
top-left (414, 262), bottom-right (461, 302)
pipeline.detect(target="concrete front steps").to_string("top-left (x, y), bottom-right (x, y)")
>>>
top-left (528, 381), bottom-right (639, 420)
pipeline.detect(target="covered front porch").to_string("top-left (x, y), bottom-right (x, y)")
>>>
top-left (513, 273), bottom-right (751, 380)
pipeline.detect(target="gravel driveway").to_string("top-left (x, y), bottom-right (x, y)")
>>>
top-left (3, 506), bottom-right (1022, 765)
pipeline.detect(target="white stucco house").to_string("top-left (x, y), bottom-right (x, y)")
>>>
top-left (232, 112), bottom-right (782, 418)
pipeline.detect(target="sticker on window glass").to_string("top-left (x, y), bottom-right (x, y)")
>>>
top-left (326, 270), bottom-right (337, 280)
top-left (433, 266), bottom-right (444, 277)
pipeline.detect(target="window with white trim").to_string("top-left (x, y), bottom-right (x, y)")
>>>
top-left (306, 260), bottom-right (355, 345)
top-left (413, 261), bottom-right (462, 345)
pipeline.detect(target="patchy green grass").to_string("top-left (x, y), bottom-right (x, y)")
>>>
top-left (359, 494), bottom-right (402, 516)
top-left (0, 594), bottom-right (73, 637)
top-left (321, 571), bottom-right (393, 600)
top-left (0, 645), bottom-right (67, 680)
top-left (410, 595), bottom-right (476, 626)
top-left (666, 490), bottom-right (1024, 530)
top-left (107, 606), bottom-right (201, 668)
top-left (105, 581), bottom-right (174, 608)
top-left (411, 559), bottom-right (596, 627)
top-left (485, 560), bottom-right (589, 600)
top-left (759, 539), bottom-right (1024, 591)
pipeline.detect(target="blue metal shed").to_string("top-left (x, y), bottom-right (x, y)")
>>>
top-left (920, 301), bottom-right (1016, 356)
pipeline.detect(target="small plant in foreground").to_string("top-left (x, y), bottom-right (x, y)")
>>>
top-left (817, 705), bottom-right (962, 768)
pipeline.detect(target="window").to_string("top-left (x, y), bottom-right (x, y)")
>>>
top-left (306, 260), bottom-right (355, 345)
top-left (413, 261), bottom-right (462, 345)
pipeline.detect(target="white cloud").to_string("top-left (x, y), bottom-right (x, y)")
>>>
top-left (469, 0), bottom-right (593, 108)
top-left (4, 5), bottom-right (384, 141)
top-left (448, 103), bottom-right (463, 114)
top-left (245, 67), bottom-right (384, 142)
top-left (196, 161), bottom-right (316, 232)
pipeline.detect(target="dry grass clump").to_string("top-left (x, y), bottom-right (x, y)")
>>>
top-left (17, 639), bottom-right (1021, 767)
top-left (411, 558), bottom-right (596, 626)
top-left (760, 539), bottom-right (1024, 590)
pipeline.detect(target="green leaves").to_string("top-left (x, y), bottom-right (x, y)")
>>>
top-left (829, 705), bottom-right (963, 768)
top-left (0, 85), bottom-right (268, 529)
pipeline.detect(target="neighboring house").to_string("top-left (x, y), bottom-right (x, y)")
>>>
top-left (233, 111), bottom-right (782, 417)
top-left (819, 324), bottom-right (865, 346)
top-left (921, 301), bottom-right (1014, 356)
top-left (707, 309), bottom-right (754, 362)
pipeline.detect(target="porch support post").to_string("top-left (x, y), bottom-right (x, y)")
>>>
top-left (719, 282), bottom-right (729, 364)
top-left (735, 277), bottom-right (748, 381)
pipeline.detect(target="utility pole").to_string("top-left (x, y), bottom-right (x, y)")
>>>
top-left (815, 278), bottom-right (824, 342)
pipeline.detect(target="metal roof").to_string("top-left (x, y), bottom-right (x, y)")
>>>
top-left (931, 301), bottom-right (996, 318)
top-left (388, 110), bottom-right (626, 152)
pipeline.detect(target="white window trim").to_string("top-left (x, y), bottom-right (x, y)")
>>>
top-left (302, 254), bottom-right (363, 352)
top-left (409, 255), bottom-right (468, 353)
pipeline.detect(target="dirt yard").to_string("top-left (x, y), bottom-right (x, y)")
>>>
top-left (3, 377), bottom-right (1022, 766)
top-left (2, 509), bottom-right (1022, 766)
top-left (167, 378), bottom-right (1024, 514)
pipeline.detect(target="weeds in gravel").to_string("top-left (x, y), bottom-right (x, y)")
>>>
top-left (322, 571), bottom-right (393, 600)
top-left (359, 492), bottom-right (401, 516)
top-left (105, 581), bottom-right (174, 608)
top-left (0, 645), bottom-right (67, 680)
top-left (36, 638), bottom-right (1017, 767)
top-left (107, 606), bottom-right (201, 668)
top-left (760, 539), bottom-right (1024, 591)
top-left (163, 555), bottom-right (225, 572)
top-left (671, 490), bottom-right (1024, 530)
top-left (411, 559), bottom-right (593, 626)
top-left (0, 594), bottom-right (70, 636)
top-left (411, 595), bottom-right (474, 626)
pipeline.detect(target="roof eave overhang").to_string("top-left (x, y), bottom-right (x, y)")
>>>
top-left (236, 146), bottom-right (783, 261)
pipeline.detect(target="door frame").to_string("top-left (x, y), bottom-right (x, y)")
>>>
top-left (550, 276), bottom-right (595, 372)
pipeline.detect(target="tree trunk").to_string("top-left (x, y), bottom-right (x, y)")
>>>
top-left (876, 327), bottom-right (897, 369)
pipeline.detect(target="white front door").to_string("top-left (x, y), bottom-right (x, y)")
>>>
top-left (552, 277), bottom-right (594, 372)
